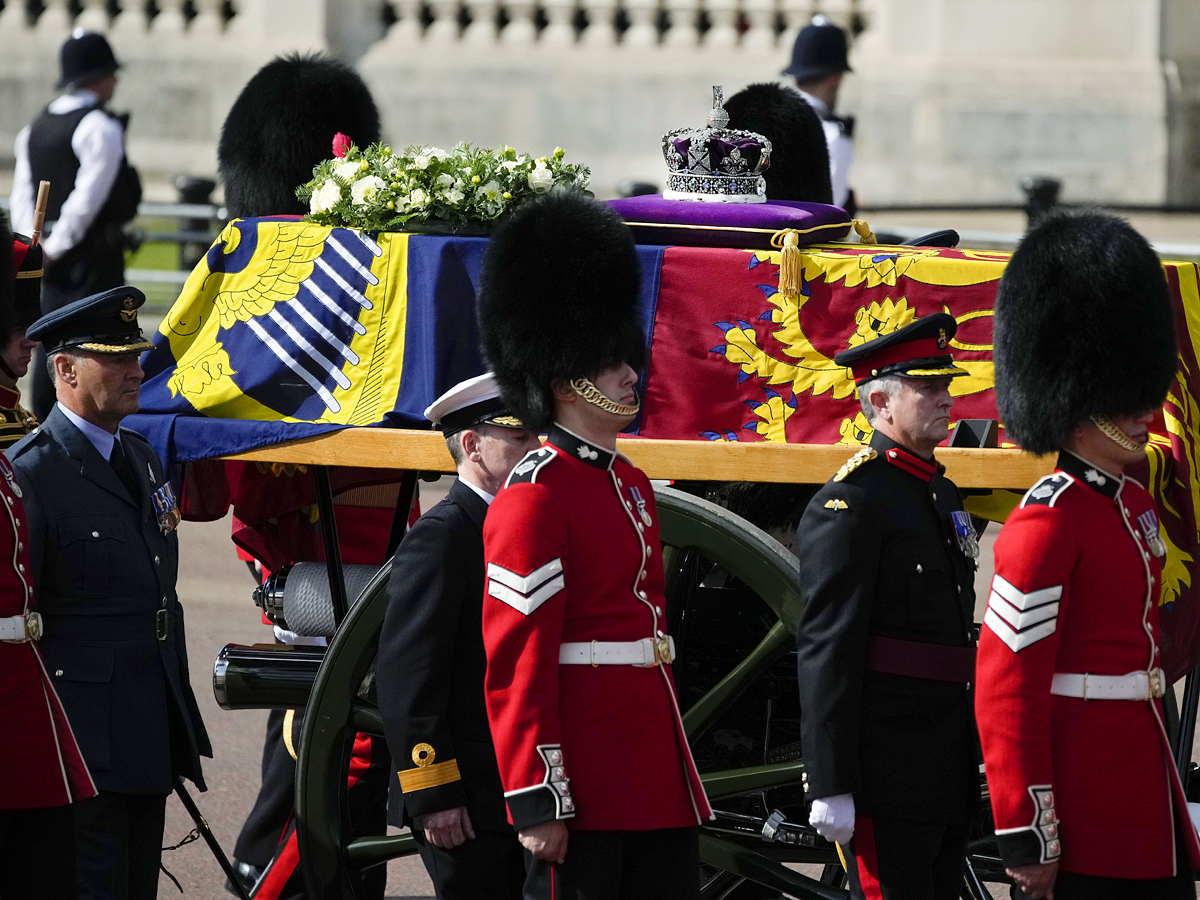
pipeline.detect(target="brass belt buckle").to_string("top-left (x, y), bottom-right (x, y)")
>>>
top-left (155, 608), bottom-right (169, 642)
top-left (1149, 670), bottom-right (1163, 699)
top-left (654, 635), bottom-right (672, 666)
top-left (24, 611), bottom-right (42, 642)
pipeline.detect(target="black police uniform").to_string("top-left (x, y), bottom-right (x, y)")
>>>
top-left (6, 287), bottom-right (210, 900)
top-left (377, 478), bottom-right (524, 900)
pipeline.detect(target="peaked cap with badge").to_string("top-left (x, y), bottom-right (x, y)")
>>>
top-left (218, 52), bottom-right (382, 219)
top-left (424, 371), bottom-right (525, 435)
top-left (836, 311), bottom-right (967, 385)
top-left (994, 210), bottom-right (1177, 455)
top-left (27, 285), bottom-right (153, 355)
top-left (477, 192), bottom-right (646, 434)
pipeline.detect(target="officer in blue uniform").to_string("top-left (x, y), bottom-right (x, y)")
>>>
top-left (6, 286), bottom-right (210, 900)
top-left (377, 372), bottom-right (539, 900)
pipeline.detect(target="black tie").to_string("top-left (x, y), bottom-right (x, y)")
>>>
top-left (109, 439), bottom-right (138, 499)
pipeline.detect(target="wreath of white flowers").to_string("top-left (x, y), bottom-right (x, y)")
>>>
top-left (297, 138), bottom-right (591, 231)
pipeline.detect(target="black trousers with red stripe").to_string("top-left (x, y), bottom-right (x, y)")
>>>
top-left (842, 814), bottom-right (966, 900)
top-left (523, 826), bottom-right (699, 900)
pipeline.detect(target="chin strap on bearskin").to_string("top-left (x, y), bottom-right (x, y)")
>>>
top-left (569, 378), bottom-right (640, 418)
top-left (1091, 415), bottom-right (1146, 453)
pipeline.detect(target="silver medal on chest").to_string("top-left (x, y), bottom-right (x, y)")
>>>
top-left (1137, 509), bottom-right (1167, 559)
top-left (629, 485), bottom-right (653, 527)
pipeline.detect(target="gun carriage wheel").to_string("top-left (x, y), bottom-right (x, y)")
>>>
top-left (292, 485), bottom-right (867, 899)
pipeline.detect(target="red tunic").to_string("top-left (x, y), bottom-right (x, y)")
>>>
top-left (482, 425), bottom-right (711, 832)
top-left (976, 450), bottom-right (1200, 878)
top-left (0, 453), bottom-right (94, 808)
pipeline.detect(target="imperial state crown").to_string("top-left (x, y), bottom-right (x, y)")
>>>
top-left (662, 86), bottom-right (771, 203)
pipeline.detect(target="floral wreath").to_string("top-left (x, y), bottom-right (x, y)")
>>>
top-left (296, 134), bottom-right (592, 231)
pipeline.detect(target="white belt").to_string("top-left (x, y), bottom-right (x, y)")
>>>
top-left (1050, 669), bottom-right (1165, 701)
top-left (0, 612), bottom-right (42, 643)
top-left (559, 636), bottom-right (675, 667)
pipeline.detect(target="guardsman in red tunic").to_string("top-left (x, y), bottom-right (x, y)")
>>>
top-left (0, 228), bottom-right (41, 450)
top-left (0, 211), bottom-right (95, 900)
top-left (978, 211), bottom-right (1200, 899)
top-left (477, 193), bottom-right (712, 899)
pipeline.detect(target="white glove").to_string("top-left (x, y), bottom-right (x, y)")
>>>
top-left (809, 792), bottom-right (855, 845)
top-left (1188, 802), bottom-right (1200, 836)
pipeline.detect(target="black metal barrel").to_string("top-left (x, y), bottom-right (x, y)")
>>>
top-left (213, 643), bottom-right (325, 710)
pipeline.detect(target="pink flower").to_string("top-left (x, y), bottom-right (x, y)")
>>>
top-left (332, 132), bottom-right (352, 159)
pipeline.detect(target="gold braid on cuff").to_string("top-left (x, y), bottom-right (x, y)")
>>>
top-left (1091, 415), bottom-right (1146, 452)
top-left (570, 378), bottom-right (640, 417)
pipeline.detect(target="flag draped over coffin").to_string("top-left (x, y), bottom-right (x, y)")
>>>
top-left (131, 218), bottom-right (1200, 678)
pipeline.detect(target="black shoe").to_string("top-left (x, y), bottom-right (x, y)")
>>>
top-left (224, 860), bottom-right (264, 897)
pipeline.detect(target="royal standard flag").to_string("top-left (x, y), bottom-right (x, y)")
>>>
top-left (132, 219), bottom-right (1200, 677)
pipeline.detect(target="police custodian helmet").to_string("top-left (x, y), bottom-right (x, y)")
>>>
top-left (993, 210), bottom-right (1177, 455)
top-left (477, 193), bottom-right (646, 434)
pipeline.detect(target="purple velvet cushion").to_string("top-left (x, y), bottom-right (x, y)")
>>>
top-left (607, 195), bottom-right (852, 249)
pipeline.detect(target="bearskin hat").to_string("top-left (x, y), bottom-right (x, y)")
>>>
top-left (477, 193), bottom-right (645, 434)
top-left (993, 210), bottom-right (1177, 454)
top-left (725, 83), bottom-right (833, 204)
top-left (0, 211), bottom-right (17, 341)
top-left (11, 232), bottom-right (42, 330)
top-left (218, 53), bottom-right (381, 219)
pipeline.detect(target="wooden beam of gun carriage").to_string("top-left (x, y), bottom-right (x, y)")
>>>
top-left (222, 428), bottom-right (1055, 489)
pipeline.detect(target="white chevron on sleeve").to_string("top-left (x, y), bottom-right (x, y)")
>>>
top-left (991, 574), bottom-right (1062, 610)
top-left (984, 575), bottom-right (1064, 652)
top-left (487, 559), bottom-right (565, 616)
top-left (987, 589), bottom-right (1060, 631)
top-left (984, 607), bottom-right (1058, 653)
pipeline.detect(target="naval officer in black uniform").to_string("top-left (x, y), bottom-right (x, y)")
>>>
top-left (376, 372), bottom-right (539, 899)
top-left (795, 313), bottom-right (979, 900)
top-left (6, 287), bottom-right (210, 900)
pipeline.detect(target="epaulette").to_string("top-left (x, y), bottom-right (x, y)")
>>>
top-left (833, 447), bottom-right (877, 483)
top-left (1020, 472), bottom-right (1073, 509)
top-left (506, 447), bottom-right (555, 486)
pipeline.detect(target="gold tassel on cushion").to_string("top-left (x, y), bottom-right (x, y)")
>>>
top-left (771, 228), bottom-right (803, 300)
top-left (851, 218), bottom-right (877, 244)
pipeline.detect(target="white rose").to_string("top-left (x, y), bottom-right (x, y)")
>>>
top-left (333, 160), bottom-right (364, 182)
top-left (427, 147), bottom-right (447, 160)
top-left (310, 179), bottom-right (343, 214)
top-left (478, 180), bottom-right (503, 203)
top-left (414, 154), bottom-right (431, 170)
top-left (445, 188), bottom-right (466, 204)
top-left (410, 188), bottom-right (430, 207)
top-left (528, 163), bottom-right (554, 192)
top-left (351, 175), bottom-right (386, 207)
top-left (436, 173), bottom-right (455, 187)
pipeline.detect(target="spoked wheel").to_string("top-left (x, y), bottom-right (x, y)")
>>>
top-left (295, 487), bottom-right (850, 898)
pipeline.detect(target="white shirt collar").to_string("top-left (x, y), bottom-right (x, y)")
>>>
top-left (795, 88), bottom-right (831, 118)
top-left (458, 475), bottom-right (496, 506)
top-left (58, 404), bottom-right (118, 460)
top-left (48, 89), bottom-right (103, 115)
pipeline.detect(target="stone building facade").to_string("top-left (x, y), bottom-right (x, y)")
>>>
top-left (0, 0), bottom-right (1197, 207)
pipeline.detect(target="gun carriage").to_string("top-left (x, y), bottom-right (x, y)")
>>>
top-left (133, 218), bottom-right (1200, 898)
